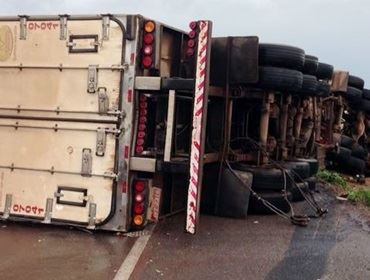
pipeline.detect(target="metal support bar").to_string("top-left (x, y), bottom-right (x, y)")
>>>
top-left (130, 157), bottom-right (156, 172)
top-left (0, 106), bottom-right (121, 116)
top-left (259, 92), bottom-right (274, 164)
top-left (59, 16), bottom-right (68, 40)
top-left (87, 203), bottom-right (97, 229)
top-left (96, 128), bottom-right (107, 156)
top-left (279, 94), bottom-right (291, 159)
top-left (164, 90), bottom-right (176, 162)
top-left (87, 65), bottom-right (98, 93)
top-left (98, 87), bottom-right (110, 114)
top-left (0, 64), bottom-right (126, 71)
top-left (2, 194), bottom-right (12, 219)
top-left (0, 164), bottom-right (116, 179)
top-left (102, 16), bottom-right (110, 40)
top-left (19, 16), bottom-right (27, 40)
top-left (135, 76), bottom-right (161, 91)
top-left (43, 198), bottom-right (53, 223)
top-left (0, 122), bottom-right (120, 134)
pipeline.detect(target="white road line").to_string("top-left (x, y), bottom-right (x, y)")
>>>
top-left (113, 228), bottom-right (154, 280)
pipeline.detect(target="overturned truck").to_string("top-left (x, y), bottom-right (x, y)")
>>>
top-left (0, 14), bottom-right (359, 234)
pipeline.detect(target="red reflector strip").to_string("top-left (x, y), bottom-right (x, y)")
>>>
top-left (127, 89), bottom-right (133, 103)
top-left (130, 53), bottom-right (135, 65)
top-left (121, 181), bottom-right (127, 193)
top-left (124, 146), bottom-right (129, 159)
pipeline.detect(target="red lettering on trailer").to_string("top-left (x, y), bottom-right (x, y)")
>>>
top-left (27, 22), bottom-right (59, 31)
top-left (12, 204), bottom-right (44, 215)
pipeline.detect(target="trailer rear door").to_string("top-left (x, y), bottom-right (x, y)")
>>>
top-left (0, 17), bottom-right (124, 226)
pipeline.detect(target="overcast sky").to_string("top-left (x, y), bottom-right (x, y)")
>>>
top-left (1, 0), bottom-right (370, 85)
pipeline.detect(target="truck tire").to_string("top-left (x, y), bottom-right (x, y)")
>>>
top-left (348, 75), bottom-right (365, 90)
top-left (316, 80), bottom-right (331, 97)
top-left (280, 161), bottom-right (311, 180)
top-left (296, 158), bottom-right (319, 176)
top-left (327, 147), bottom-right (352, 164)
top-left (339, 147), bottom-right (352, 160)
top-left (232, 163), bottom-right (294, 191)
top-left (256, 67), bottom-right (303, 92)
top-left (259, 43), bottom-right (305, 70)
top-left (290, 182), bottom-right (309, 202)
top-left (300, 74), bottom-right (318, 94)
top-left (363, 89), bottom-right (370, 100)
top-left (303, 55), bottom-right (319, 75)
top-left (351, 144), bottom-right (368, 160)
top-left (316, 62), bottom-right (334, 80)
top-left (248, 191), bottom-right (292, 215)
top-left (346, 86), bottom-right (363, 104)
top-left (341, 135), bottom-right (355, 149)
top-left (356, 98), bottom-right (370, 112)
top-left (346, 156), bottom-right (366, 175)
top-left (305, 176), bottom-right (317, 192)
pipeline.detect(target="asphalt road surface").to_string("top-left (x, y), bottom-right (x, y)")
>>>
top-left (1, 188), bottom-right (370, 280)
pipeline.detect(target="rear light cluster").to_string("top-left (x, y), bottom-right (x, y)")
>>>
top-left (136, 94), bottom-right (148, 155)
top-left (132, 180), bottom-right (147, 227)
top-left (142, 20), bottom-right (156, 68)
top-left (187, 21), bottom-right (198, 57)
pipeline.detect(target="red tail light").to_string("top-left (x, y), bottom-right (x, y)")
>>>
top-left (143, 45), bottom-right (153, 56)
top-left (142, 20), bottom-right (156, 69)
top-left (136, 139), bottom-right (145, 146)
top-left (142, 56), bottom-right (153, 68)
top-left (144, 33), bottom-right (154, 45)
top-left (136, 146), bottom-right (144, 154)
top-left (139, 116), bottom-right (147, 123)
top-left (189, 21), bottom-right (197, 30)
top-left (132, 179), bottom-right (148, 228)
top-left (135, 193), bottom-right (145, 203)
top-left (140, 109), bottom-right (148, 117)
top-left (189, 30), bottom-right (196, 39)
top-left (187, 39), bottom-right (195, 48)
top-left (137, 131), bottom-right (146, 139)
top-left (186, 21), bottom-right (198, 58)
top-left (134, 203), bottom-right (145, 215)
top-left (136, 94), bottom-right (149, 156)
top-left (135, 181), bottom-right (145, 192)
top-left (186, 48), bottom-right (195, 57)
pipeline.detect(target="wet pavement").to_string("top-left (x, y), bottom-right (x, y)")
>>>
top-left (131, 189), bottom-right (370, 280)
top-left (1, 187), bottom-right (370, 280)
top-left (0, 223), bottom-right (136, 280)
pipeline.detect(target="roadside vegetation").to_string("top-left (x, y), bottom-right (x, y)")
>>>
top-left (317, 169), bottom-right (370, 207)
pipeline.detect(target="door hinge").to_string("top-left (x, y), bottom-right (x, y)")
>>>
top-left (1, 194), bottom-right (12, 219)
top-left (87, 203), bottom-right (97, 229)
top-left (98, 87), bottom-right (109, 114)
top-left (19, 16), bottom-right (28, 40)
top-left (87, 65), bottom-right (99, 93)
top-left (43, 198), bottom-right (53, 224)
top-left (59, 15), bottom-right (68, 40)
top-left (96, 128), bottom-right (107, 157)
top-left (81, 148), bottom-right (93, 176)
top-left (102, 15), bottom-right (110, 41)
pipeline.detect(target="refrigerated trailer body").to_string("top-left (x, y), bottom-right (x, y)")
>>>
top-left (0, 14), bottom-right (213, 233)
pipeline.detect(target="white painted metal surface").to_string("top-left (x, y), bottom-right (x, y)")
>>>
top-left (0, 17), bottom-right (124, 226)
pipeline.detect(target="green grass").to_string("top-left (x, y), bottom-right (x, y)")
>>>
top-left (348, 189), bottom-right (370, 207)
top-left (317, 169), bottom-right (349, 191)
top-left (318, 169), bottom-right (370, 207)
